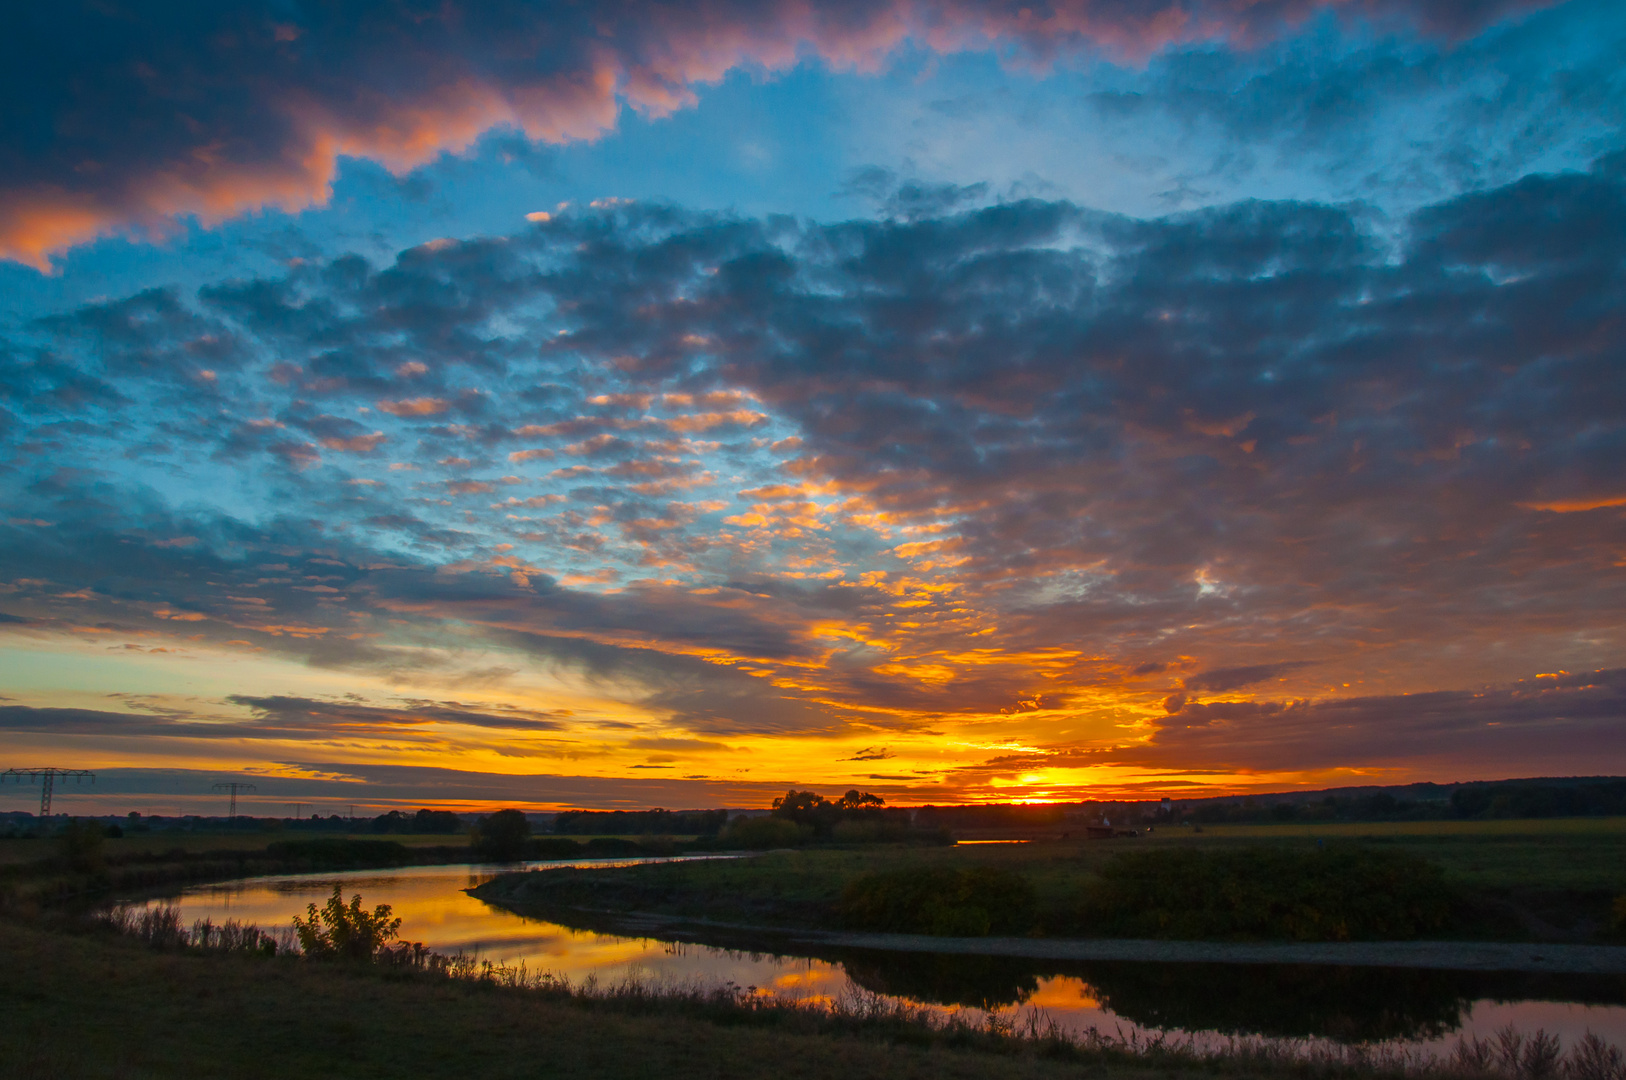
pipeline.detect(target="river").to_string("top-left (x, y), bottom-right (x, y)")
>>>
top-left (146, 859), bottom-right (1626, 1055)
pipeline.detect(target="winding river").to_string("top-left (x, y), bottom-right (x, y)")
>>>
top-left (146, 859), bottom-right (1626, 1055)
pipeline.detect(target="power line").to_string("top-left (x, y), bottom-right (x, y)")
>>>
top-left (3, 768), bottom-right (94, 817)
top-left (211, 781), bottom-right (257, 819)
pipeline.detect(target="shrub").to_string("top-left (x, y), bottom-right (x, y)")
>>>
top-left (264, 838), bottom-right (412, 866)
top-left (832, 823), bottom-right (949, 845)
top-left (1079, 845), bottom-right (1457, 941)
top-left (473, 809), bottom-right (532, 860)
top-left (530, 837), bottom-right (585, 859)
top-left (57, 818), bottom-right (106, 872)
top-left (292, 885), bottom-right (403, 961)
top-left (717, 815), bottom-right (810, 849)
top-left (583, 837), bottom-right (643, 856)
top-left (837, 867), bottom-right (1037, 936)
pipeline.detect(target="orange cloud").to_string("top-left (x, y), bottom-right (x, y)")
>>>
top-left (376, 397), bottom-right (448, 417)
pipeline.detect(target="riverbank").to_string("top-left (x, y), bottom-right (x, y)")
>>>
top-left (487, 903), bottom-right (1626, 974)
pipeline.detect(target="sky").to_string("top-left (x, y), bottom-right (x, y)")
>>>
top-left (2, 0), bottom-right (1624, 817)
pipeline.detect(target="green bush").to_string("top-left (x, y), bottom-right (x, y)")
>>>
top-left (837, 867), bottom-right (1037, 936)
top-left (292, 885), bottom-right (403, 961)
top-left (718, 815), bottom-right (811, 849)
top-left (1079, 845), bottom-right (1457, 941)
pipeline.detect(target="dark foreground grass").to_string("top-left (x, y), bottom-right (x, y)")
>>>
top-left (0, 918), bottom-right (1290, 1080)
top-left (10, 915), bottom-right (1626, 1080)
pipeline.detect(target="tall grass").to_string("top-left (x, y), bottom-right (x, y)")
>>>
top-left (97, 903), bottom-right (295, 954)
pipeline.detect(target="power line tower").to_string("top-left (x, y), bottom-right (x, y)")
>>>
top-left (212, 781), bottom-right (257, 819)
top-left (3, 768), bottom-right (94, 817)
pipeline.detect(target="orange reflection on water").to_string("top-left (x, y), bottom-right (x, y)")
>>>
top-left (154, 860), bottom-right (848, 997)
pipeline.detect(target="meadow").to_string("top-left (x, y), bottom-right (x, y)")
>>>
top-left (474, 818), bottom-right (1626, 943)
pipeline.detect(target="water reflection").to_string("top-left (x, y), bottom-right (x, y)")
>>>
top-left (150, 862), bottom-right (1626, 1052)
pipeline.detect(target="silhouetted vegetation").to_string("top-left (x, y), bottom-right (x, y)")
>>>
top-left (717, 815), bottom-right (812, 849)
top-left (264, 837), bottom-right (413, 866)
top-left (369, 808), bottom-right (463, 833)
top-left (292, 885), bottom-right (403, 960)
top-left (553, 808), bottom-right (727, 835)
top-left (1078, 846), bottom-right (1458, 941)
top-left (1450, 780), bottom-right (1626, 819)
top-left (101, 904), bottom-right (282, 955)
top-left (771, 789), bottom-right (905, 838)
top-left (56, 818), bottom-right (106, 873)
top-left (1159, 777), bottom-right (1626, 826)
top-left (912, 803), bottom-right (1069, 831)
top-left (837, 867), bottom-right (1038, 936)
top-left (471, 808), bottom-right (531, 860)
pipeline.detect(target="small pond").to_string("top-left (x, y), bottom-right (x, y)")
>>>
top-left (147, 860), bottom-right (1626, 1055)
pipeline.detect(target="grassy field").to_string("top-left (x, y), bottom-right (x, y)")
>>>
top-left (1176, 819), bottom-right (1626, 892)
top-left (0, 831), bottom-right (473, 866)
top-left (0, 920), bottom-right (1214, 1080)
top-left (475, 818), bottom-right (1626, 942)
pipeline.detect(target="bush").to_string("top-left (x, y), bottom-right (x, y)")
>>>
top-left (829, 820), bottom-right (952, 846)
top-left (583, 837), bottom-right (643, 856)
top-left (264, 838), bottom-right (411, 867)
top-left (292, 885), bottom-right (402, 961)
top-left (473, 809), bottom-right (532, 860)
top-left (717, 815), bottom-right (811, 849)
top-left (1079, 845), bottom-right (1457, 941)
top-left (530, 837), bottom-right (585, 859)
top-left (837, 867), bottom-right (1037, 936)
top-left (57, 818), bottom-right (106, 872)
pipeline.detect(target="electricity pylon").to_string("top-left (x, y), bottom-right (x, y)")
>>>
top-left (3, 768), bottom-right (94, 817)
top-left (212, 781), bottom-right (257, 819)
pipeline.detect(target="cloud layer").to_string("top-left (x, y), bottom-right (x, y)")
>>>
top-left (0, 0), bottom-right (1556, 268)
top-left (2, 147), bottom-right (1623, 801)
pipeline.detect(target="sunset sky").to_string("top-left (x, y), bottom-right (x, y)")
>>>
top-left (2, 0), bottom-right (1624, 816)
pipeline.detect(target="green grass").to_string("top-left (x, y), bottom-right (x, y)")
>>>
top-left (475, 820), bottom-right (1626, 942)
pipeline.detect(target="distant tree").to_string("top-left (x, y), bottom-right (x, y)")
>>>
top-left (771, 789), bottom-right (889, 837)
top-left (473, 808), bottom-right (531, 859)
top-left (414, 808), bottom-right (463, 833)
